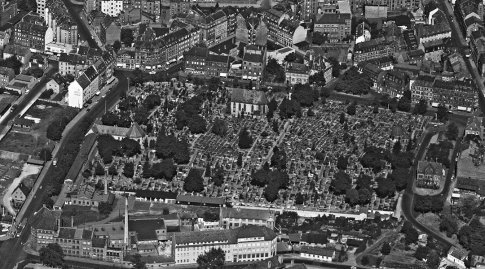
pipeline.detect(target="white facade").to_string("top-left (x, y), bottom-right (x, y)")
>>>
top-left (301, 252), bottom-right (333, 262)
top-left (45, 42), bottom-right (73, 55)
top-left (101, 0), bottom-right (124, 17)
top-left (230, 102), bottom-right (267, 117)
top-left (175, 237), bottom-right (277, 265)
top-left (37, 0), bottom-right (46, 17)
top-left (419, 31), bottom-right (451, 44)
top-left (67, 81), bottom-right (84, 108)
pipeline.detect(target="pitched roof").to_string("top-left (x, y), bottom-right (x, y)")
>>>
top-left (93, 124), bottom-right (130, 137)
top-left (301, 231), bottom-right (328, 244)
top-left (30, 207), bottom-right (60, 231)
top-left (230, 88), bottom-right (268, 105)
top-left (417, 161), bottom-right (443, 176)
top-left (220, 207), bottom-right (274, 221)
top-left (243, 52), bottom-right (264, 63)
top-left (176, 194), bottom-right (225, 205)
top-left (175, 225), bottom-right (276, 245)
top-left (301, 246), bottom-right (335, 257)
top-left (126, 123), bottom-right (145, 139)
top-left (135, 190), bottom-right (177, 200)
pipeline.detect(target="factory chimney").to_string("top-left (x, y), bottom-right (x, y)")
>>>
top-left (104, 176), bottom-right (108, 195)
top-left (124, 195), bottom-right (129, 247)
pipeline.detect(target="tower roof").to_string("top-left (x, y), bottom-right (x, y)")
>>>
top-left (126, 122), bottom-right (145, 139)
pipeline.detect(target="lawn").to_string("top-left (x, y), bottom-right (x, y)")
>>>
top-left (61, 205), bottom-right (107, 226)
top-left (0, 105), bottom-right (65, 156)
top-left (0, 132), bottom-right (48, 156)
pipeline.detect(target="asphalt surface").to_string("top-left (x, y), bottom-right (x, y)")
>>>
top-left (0, 67), bottom-right (57, 125)
top-left (60, 0), bottom-right (99, 49)
top-left (0, 72), bottom-right (127, 269)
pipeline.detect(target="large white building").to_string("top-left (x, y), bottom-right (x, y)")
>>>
top-left (220, 207), bottom-right (275, 230)
top-left (101, 0), bottom-right (123, 17)
top-left (174, 225), bottom-right (277, 265)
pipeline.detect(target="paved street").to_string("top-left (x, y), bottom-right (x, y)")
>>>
top-left (0, 72), bottom-right (128, 269)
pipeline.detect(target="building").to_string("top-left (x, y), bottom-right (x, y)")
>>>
top-left (6, 74), bottom-right (37, 94)
top-left (230, 87), bottom-right (268, 117)
top-left (101, 0), bottom-right (123, 17)
top-left (220, 207), bottom-right (275, 229)
top-left (59, 53), bottom-right (88, 77)
top-left (236, 14), bottom-right (268, 46)
top-left (63, 184), bottom-right (115, 208)
top-left (30, 206), bottom-right (61, 251)
top-left (45, 42), bottom-right (74, 55)
top-left (469, 29), bottom-right (485, 76)
top-left (174, 225), bottom-right (277, 265)
top-left (447, 247), bottom-right (468, 268)
top-left (184, 46), bottom-right (229, 77)
top-left (464, 116), bottom-right (483, 137)
top-left (181, 7), bottom-right (228, 47)
top-left (300, 246), bottom-right (335, 262)
top-left (242, 45), bottom-right (266, 81)
top-left (416, 22), bottom-right (451, 44)
top-left (375, 70), bottom-right (408, 97)
top-left (286, 63), bottom-right (309, 85)
top-left (0, 0), bottom-right (17, 27)
top-left (67, 66), bottom-right (100, 108)
top-left (353, 37), bottom-right (397, 63)
top-left (45, 0), bottom-right (78, 45)
top-left (11, 183), bottom-right (29, 206)
top-left (3, 45), bottom-right (32, 71)
top-left (89, 12), bottom-right (121, 45)
top-left (264, 9), bottom-right (307, 47)
top-left (0, 66), bottom-right (15, 87)
top-left (416, 161), bottom-right (444, 189)
top-left (91, 123), bottom-right (146, 143)
top-left (13, 14), bottom-right (53, 53)
top-left (37, 0), bottom-right (46, 16)
top-left (314, 13), bottom-right (351, 43)
top-left (55, 228), bottom-right (94, 258)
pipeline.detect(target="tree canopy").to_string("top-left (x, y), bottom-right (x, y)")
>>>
top-left (39, 243), bottom-right (64, 268)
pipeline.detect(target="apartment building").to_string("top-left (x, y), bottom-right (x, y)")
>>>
top-left (264, 9), bottom-right (307, 47)
top-left (184, 46), bottom-right (229, 77)
top-left (13, 14), bottom-right (54, 53)
top-left (242, 45), bottom-right (266, 81)
top-left (314, 13), bottom-right (351, 43)
top-left (0, 66), bottom-right (14, 87)
top-left (236, 14), bottom-right (268, 46)
top-left (45, 0), bottom-right (78, 45)
top-left (410, 75), bottom-right (476, 110)
top-left (174, 225), bottom-right (277, 265)
top-left (101, 0), bottom-right (124, 17)
top-left (353, 37), bottom-right (397, 63)
top-left (59, 53), bottom-right (88, 77)
top-left (286, 63), bottom-right (310, 85)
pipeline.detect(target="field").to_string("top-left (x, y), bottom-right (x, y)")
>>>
top-left (0, 105), bottom-right (64, 156)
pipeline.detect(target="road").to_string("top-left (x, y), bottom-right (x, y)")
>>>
top-left (60, 0), bottom-right (99, 49)
top-left (0, 67), bottom-right (57, 126)
top-left (0, 72), bottom-right (128, 269)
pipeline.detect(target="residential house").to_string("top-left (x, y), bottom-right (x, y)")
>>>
top-left (0, 66), bottom-right (15, 87)
top-left (64, 183), bottom-right (115, 208)
top-left (30, 206), bottom-right (61, 251)
top-left (90, 12), bottom-right (121, 45)
top-left (174, 225), bottom-right (277, 265)
top-left (353, 37), bottom-right (397, 63)
top-left (184, 7), bottom-right (228, 47)
top-left (45, 0), bottom-right (79, 45)
top-left (314, 13), bottom-right (351, 43)
top-left (300, 246), bottom-right (335, 262)
top-left (13, 14), bottom-right (54, 53)
top-left (58, 53), bottom-right (88, 77)
top-left (416, 161), bottom-right (444, 189)
top-left (230, 87), bottom-right (268, 117)
top-left (29, 54), bottom-right (47, 70)
top-left (220, 207), bottom-right (275, 230)
top-left (464, 116), bottom-right (483, 137)
top-left (357, 62), bottom-right (381, 86)
top-left (469, 29), bottom-right (485, 76)
top-left (11, 183), bottom-right (29, 206)
top-left (264, 9), bottom-right (307, 47)
top-left (116, 50), bottom-right (139, 69)
top-left (46, 74), bottom-right (66, 94)
top-left (455, 0), bottom-right (484, 38)
top-left (286, 63), bottom-right (309, 85)
top-left (45, 42), bottom-right (74, 55)
top-left (446, 247), bottom-right (468, 268)
top-left (242, 45), bottom-right (266, 81)
top-left (376, 70), bottom-right (408, 97)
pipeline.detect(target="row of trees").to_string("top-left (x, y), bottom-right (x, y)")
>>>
top-left (175, 95), bottom-right (207, 133)
top-left (46, 107), bottom-right (78, 141)
top-left (97, 134), bottom-right (141, 164)
top-left (251, 163), bottom-right (290, 202)
top-left (142, 158), bottom-right (176, 181)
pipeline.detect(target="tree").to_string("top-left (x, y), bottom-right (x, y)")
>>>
top-left (446, 123), bottom-right (459, 140)
top-left (347, 102), bottom-right (357, 115)
top-left (46, 120), bottom-right (66, 141)
top-left (0, 56), bottom-right (23, 74)
top-left (440, 215), bottom-right (458, 237)
top-left (113, 40), bottom-right (122, 52)
top-left (18, 0), bottom-right (37, 12)
top-left (397, 91), bottom-right (411, 112)
top-left (197, 248), bottom-right (225, 269)
top-left (328, 57), bottom-right (341, 78)
top-left (404, 226), bottom-right (419, 245)
top-left (26, 67), bottom-right (44, 78)
top-left (212, 164), bottom-right (224, 186)
top-left (42, 195), bottom-right (54, 208)
top-left (238, 128), bottom-right (253, 149)
top-left (413, 99), bottom-right (428, 115)
top-left (331, 171), bottom-right (351, 195)
top-left (279, 98), bottom-right (301, 119)
top-left (337, 155), bottom-right (348, 170)
top-left (345, 188), bottom-right (359, 205)
top-left (284, 52), bottom-right (303, 63)
top-left (388, 168), bottom-right (409, 191)
top-left (392, 140), bottom-right (402, 154)
top-left (98, 202), bottom-right (113, 215)
top-left (123, 162), bottom-right (135, 178)
top-left (40, 88), bottom-right (54, 99)
top-left (108, 164), bottom-right (118, 176)
top-left (339, 112), bottom-right (346, 124)
top-left (121, 28), bottom-right (134, 47)
top-left (184, 169), bottom-right (204, 193)
top-left (129, 253), bottom-right (147, 269)
top-left (358, 188), bottom-right (372, 204)
top-left (95, 162), bottom-right (105, 176)
top-left (276, 211), bottom-right (298, 229)
top-left (376, 177), bottom-right (396, 198)
top-left (264, 58), bottom-right (286, 82)
top-left (39, 148), bottom-right (52, 161)
top-left (292, 83), bottom-right (318, 107)
top-left (381, 242), bottom-right (391, 255)
top-left (312, 32), bottom-right (326, 45)
top-left (211, 118), bottom-right (228, 137)
top-left (237, 153), bottom-right (243, 167)
top-left (309, 70), bottom-right (326, 86)
top-left (361, 255), bottom-right (369, 266)
top-left (414, 245), bottom-right (429, 260)
top-left (437, 104), bottom-right (448, 122)
top-left (39, 243), bottom-right (64, 268)
top-left (295, 192), bottom-right (305, 205)
top-left (188, 115), bottom-right (207, 134)
top-left (426, 250), bottom-right (441, 269)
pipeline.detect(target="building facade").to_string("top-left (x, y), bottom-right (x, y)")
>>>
top-left (13, 14), bottom-right (54, 53)
top-left (101, 0), bottom-right (124, 17)
top-left (220, 208), bottom-right (275, 229)
top-left (230, 87), bottom-right (268, 117)
top-left (314, 13), bottom-right (351, 42)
